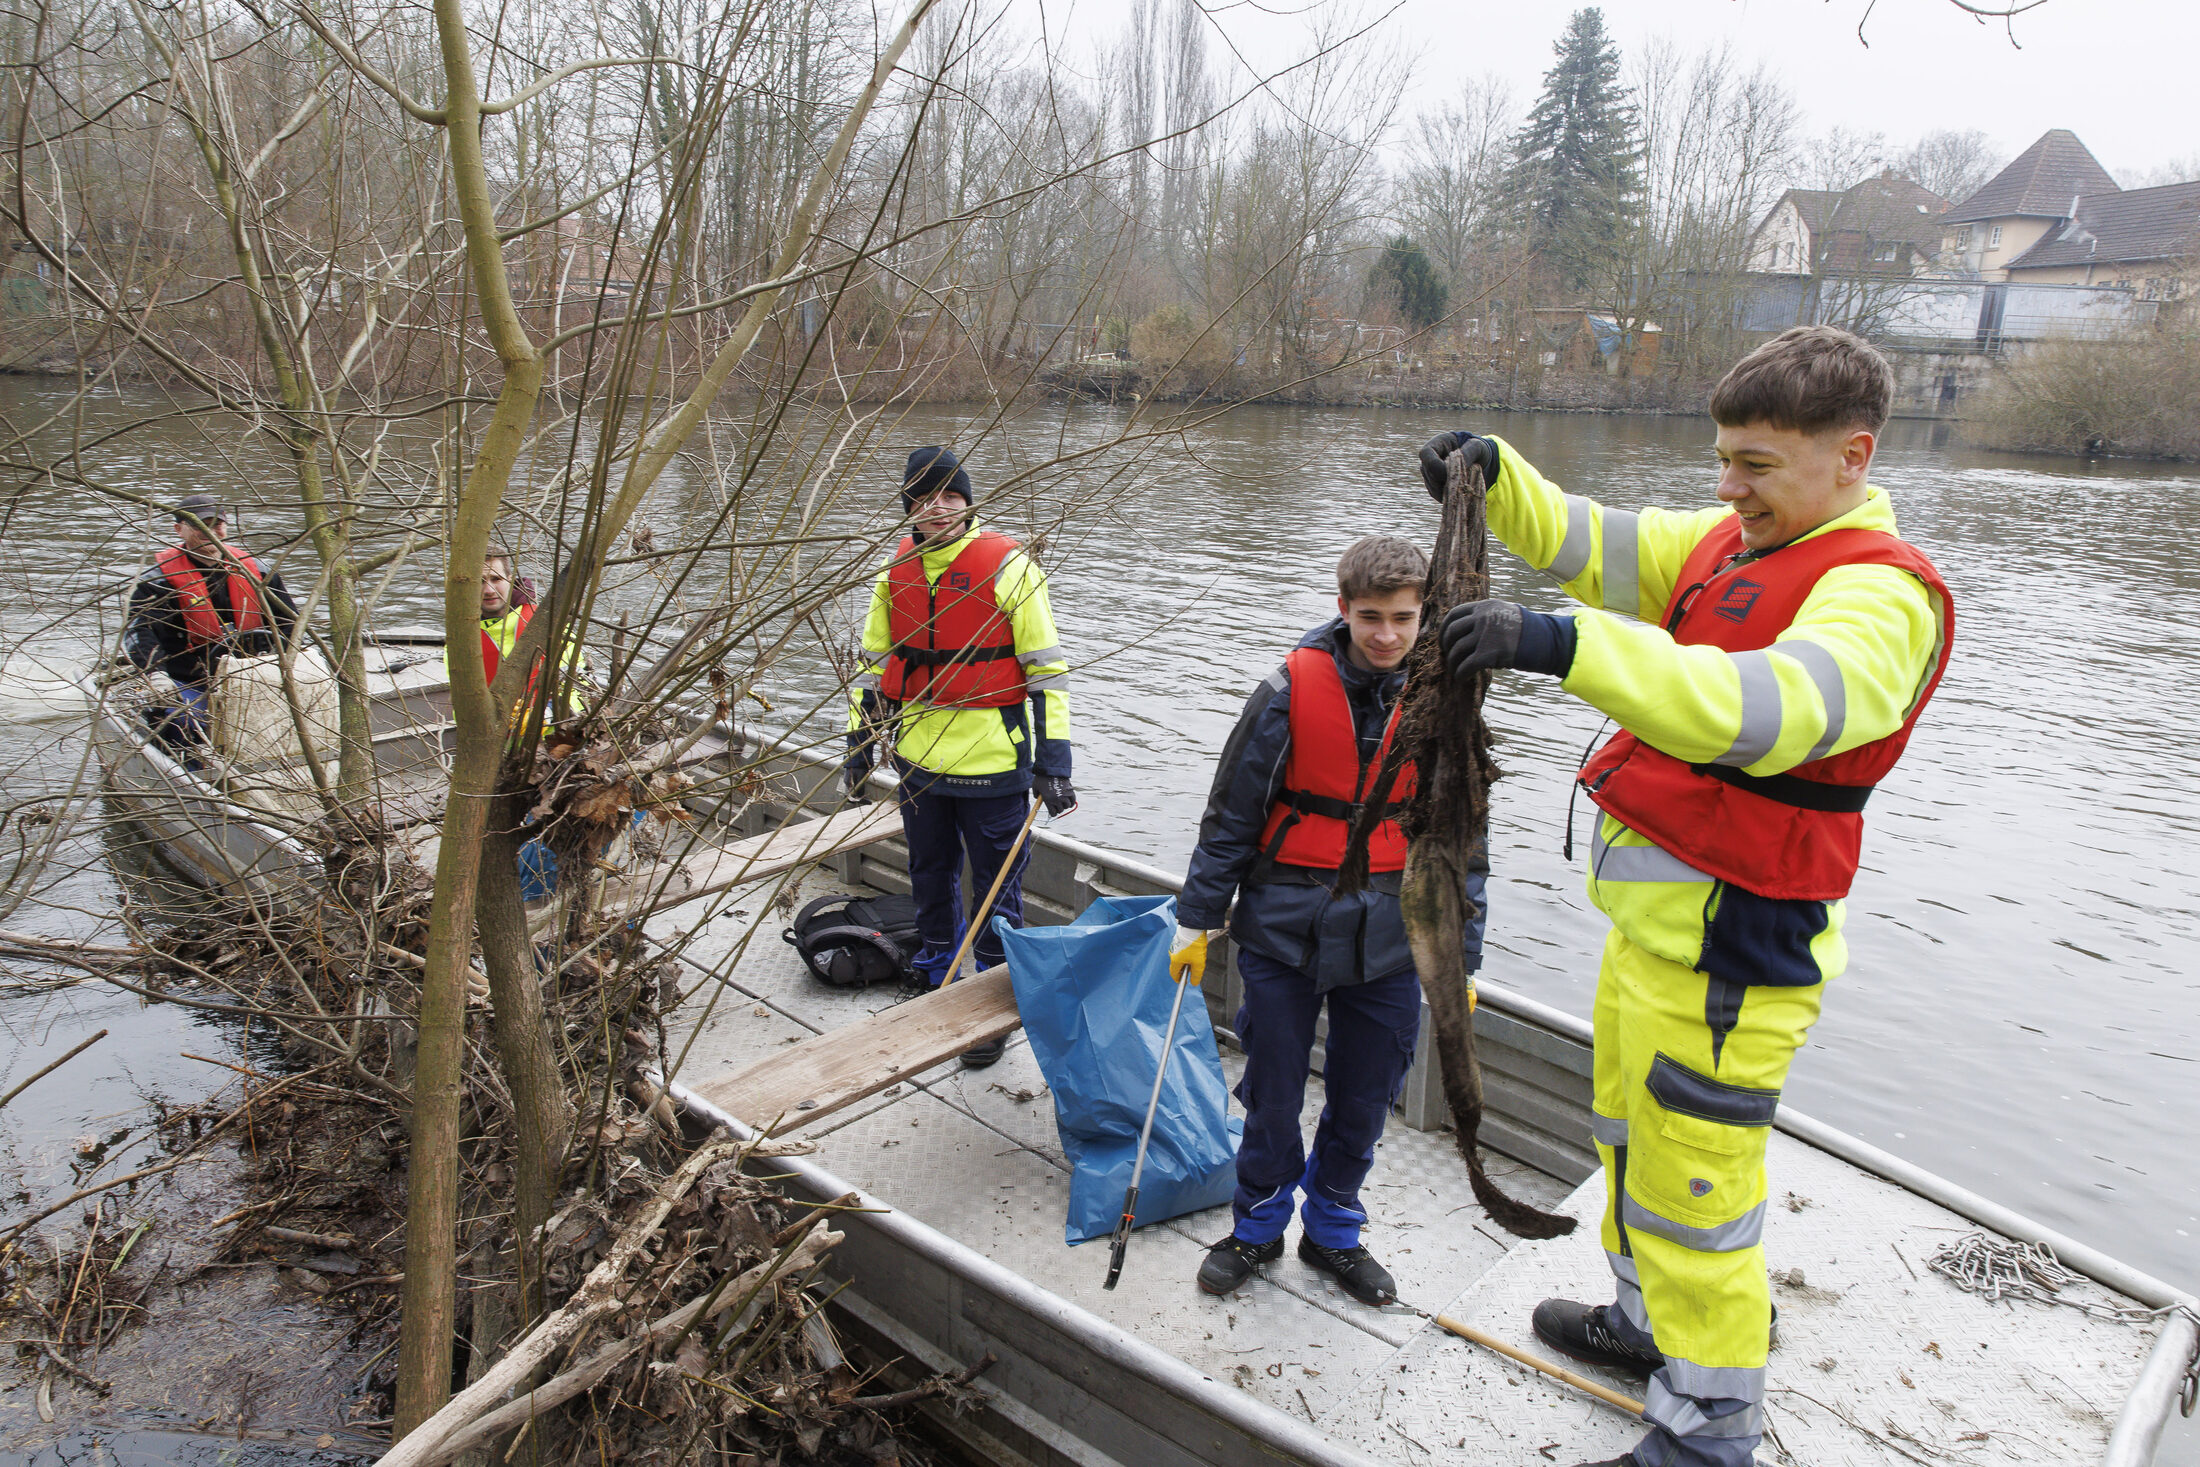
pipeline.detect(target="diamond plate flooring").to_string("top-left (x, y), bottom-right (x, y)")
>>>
top-left (659, 859), bottom-right (2170, 1466)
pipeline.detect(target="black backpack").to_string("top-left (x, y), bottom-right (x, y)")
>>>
top-left (785, 893), bottom-right (923, 988)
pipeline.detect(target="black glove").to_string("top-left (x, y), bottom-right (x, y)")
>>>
top-left (1417, 432), bottom-right (1501, 501)
top-left (1441, 600), bottom-right (1577, 680)
top-left (841, 744), bottom-right (876, 802)
top-left (1034, 774), bottom-right (1077, 818)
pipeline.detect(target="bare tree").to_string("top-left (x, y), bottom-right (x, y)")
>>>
top-left (1395, 77), bottom-right (1517, 296)
top-left (1898, 127), bottom-right (2004, 204)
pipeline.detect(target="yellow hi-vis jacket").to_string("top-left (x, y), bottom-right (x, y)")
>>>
top-left (851, 518), bottom-right (1072, 793)
top-left (1481, 435), bottom-right (1945, 966)
top-left (440, 605), bottom-right (587, 718)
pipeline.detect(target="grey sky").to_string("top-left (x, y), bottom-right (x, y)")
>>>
top-left (1392, 0), bottom-right (2195, 184)
top-left (1014, 0), bottom-right (2195, 188)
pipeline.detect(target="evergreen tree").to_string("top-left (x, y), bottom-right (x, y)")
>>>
top-left (1368, 235), bottom-right (1449, 329)
top-left (1501, 8), bottom-right (1640, 294)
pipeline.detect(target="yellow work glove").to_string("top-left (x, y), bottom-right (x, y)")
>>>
top-left (1169, 926), bottom-right (1213, 985)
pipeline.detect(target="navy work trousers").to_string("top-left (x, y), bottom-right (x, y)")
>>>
top-left (895, 784), bottom-right (1031, 987)
top-left (1231, 947), bottom-right (1422, 1249)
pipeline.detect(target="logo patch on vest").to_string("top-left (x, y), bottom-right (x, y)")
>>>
top-left (1712, 578), bottom-right (1765, 624)
top-left (944, 571), bottom-right (972, 591)
top-left (1689, 1177), bottom-right (1714, 1198)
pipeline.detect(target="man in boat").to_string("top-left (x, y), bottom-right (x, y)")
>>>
top-left (1173, 535), bottom-right (1485, 1308)
top-left (844, 447), bottom-right (1076, 1069)
top-left (1420, 325), bottom-right (1952, 1467)
top-left (123, 492), bottom-right (298, 744)
top-left (440, 545), bottom-right (583, 718)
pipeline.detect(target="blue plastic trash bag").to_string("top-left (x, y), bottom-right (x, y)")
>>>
top-left (996, 895), bottom-right (1241, 1245)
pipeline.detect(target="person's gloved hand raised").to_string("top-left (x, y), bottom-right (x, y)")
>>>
top-left (1440, 599), bottom-right (1577, 681)
top-left (1417, 432), bottom-right (1502, 501)
top-left (1170, 926), bottom-right (1213, 985)
top-left (1035, 774), bottom-right (1078, 819)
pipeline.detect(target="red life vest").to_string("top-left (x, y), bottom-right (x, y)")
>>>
top-left (879, 531), bottom-right (1028, 709)
top-left (155, 543), bottom-right (267, 650)
top-left (1255, 646), bottom-right (1419, 874)
top-left (480, 602), bottom-right (535, 685)
top-left (1580, 517), bottom-right (1953, 902)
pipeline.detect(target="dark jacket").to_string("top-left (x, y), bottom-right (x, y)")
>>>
top-left (1179, 619), bottom-right (1488, 992)
top-left (123, 551), bottom-right (298, 688)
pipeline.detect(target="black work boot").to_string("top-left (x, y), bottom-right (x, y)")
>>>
top-left (1531, 1299), bottom-right (1665, 1377)
top-left (1295, 1235), bottom-right (1397, 1306)
top-left (1568, 1457), bottom-right (1639, 1466)
top-left (1197, 1235), bottom-right (1283, 1295)
top-left (959, 1035), bottom-right (1005, 1069)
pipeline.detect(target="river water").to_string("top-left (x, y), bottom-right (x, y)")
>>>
top-left (2, 383), bottom-right (2195, 1458)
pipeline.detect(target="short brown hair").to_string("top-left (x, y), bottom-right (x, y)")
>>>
top-left (1709, 325), bottom-right (1894, 436)
top-left (1337, 535), bottom-right (1427, 602)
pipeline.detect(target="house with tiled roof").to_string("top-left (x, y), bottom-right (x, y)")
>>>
top-left (1748, 173), bottom-right (1949, 276)
top-left (1939, 129), bottom-right (2123, 279)
top-left (2000, 181), bottom-right (2200, 298)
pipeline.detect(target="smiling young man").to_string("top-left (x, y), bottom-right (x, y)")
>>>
top-left (847, 447), bottom-right (1075, 1067)
top-left (1174, 535), bottom-right (1488, 1306)
top-left (1421, 326), bottom-right (1953, 1467)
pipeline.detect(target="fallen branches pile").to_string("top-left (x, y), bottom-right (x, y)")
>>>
top-left (27, 797), bottom-right (975, 1463)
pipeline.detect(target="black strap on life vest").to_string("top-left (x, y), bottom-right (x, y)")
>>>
top-left (1690, 761), bottom-right (1874, 814)
top-left (888, 643), bottom-right (1019, 667)
top-left (1247, 790), bottom-right (1411, 885)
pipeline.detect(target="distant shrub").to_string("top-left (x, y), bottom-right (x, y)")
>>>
top-left (1132, 305), bottom-right (1234, 394)
top-left (1966, 319), bottom-right (2200, 460)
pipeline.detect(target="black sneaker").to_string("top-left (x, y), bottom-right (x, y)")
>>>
top-left (960, 1036), bottom-right (1005, 1069)
top-left (1530, 1299), bottom-right (1665, 1377)
top-left (1197, 1235), bottom-right (1283, 1295)
top-left (1295, 1236), bottom-right (1397, 1306)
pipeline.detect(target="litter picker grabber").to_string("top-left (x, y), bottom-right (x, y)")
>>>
top-left (1103, 957), bottom-right (1196, 1290)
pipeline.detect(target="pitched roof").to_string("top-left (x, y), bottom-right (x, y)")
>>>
top-left (1756, 178), bottom-right (1947, 249)
top-left (2006, 179), bottom-right (2200, 270)
top-left (1776, 188), bottom-right (1845, 232)
top-left (1828, 174), bottom-right (1951, 247)
top-left (1945, 129), bottom-right (2120, 222)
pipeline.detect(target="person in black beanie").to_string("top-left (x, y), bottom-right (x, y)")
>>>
top-left (844, 447), bottom-right (1077, 1067)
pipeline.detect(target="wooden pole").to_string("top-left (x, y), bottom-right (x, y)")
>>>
top-left (939, 797), bottom-right (1043, 985)
top-left (1429, 1314), bottom-right (1645, 1417)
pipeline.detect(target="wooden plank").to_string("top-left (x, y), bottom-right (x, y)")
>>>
top-left (689, 965), bottom-right (1021, 1134)
top-left (607, 802), bottom-right (900, 914)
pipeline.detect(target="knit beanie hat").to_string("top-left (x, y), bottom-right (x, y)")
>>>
top-left (901, 446), bottom-right (974, 512)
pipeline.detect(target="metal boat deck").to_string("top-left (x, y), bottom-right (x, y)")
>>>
top-left (653, 818), bottom-right (2193, 1466)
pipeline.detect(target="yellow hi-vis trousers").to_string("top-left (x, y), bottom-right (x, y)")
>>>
top-left (1590, 927), bottom-right (1827, 1467)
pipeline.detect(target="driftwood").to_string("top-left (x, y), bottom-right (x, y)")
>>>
top-left (372, 1136), bottom-right (747, 1467)
top-left (1338, 453), bottom-right (1575, 1241)
top-left (407, 1225), bottom-right (845, 1467)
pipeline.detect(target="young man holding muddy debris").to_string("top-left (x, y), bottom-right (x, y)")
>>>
top-left (1420, 325), bottom-right (1952, 1467)
top-left (1174, 536), bottom-right (1488, 1308)
top-left (125, 493), bottom-right (298, 747)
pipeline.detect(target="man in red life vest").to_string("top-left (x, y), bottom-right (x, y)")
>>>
top-left (439, 546), bottom-right (582, 719)
top-left (1174, 537), bottom-right (1489, 1307)
top-left (845, 447), bottom-right (1076, 1068)
top-left (124, 493), bottom-right (297, 743)
top-left (1421, 327), bottom-right (1953, 1467)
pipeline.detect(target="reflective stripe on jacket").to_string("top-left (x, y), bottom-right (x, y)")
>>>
top-left (879, 530), bottom-right (1027, 708)
top-left (1256, 645), bottom-right (1417, 874)
top-left (852, 518), bottom-right (1071, 793)
top-left (155, 544), bottom-right (267, 649)
top-left (1580, 519), bottom-right (1953, 900)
